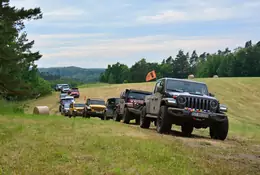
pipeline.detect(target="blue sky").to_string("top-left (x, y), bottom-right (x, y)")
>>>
top-left (10, 0), bottom-right (260, 68)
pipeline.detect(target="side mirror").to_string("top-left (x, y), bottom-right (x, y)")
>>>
top-left (156, 85), bottom-right (163, 92)
top-left (209, 92), bottom-right (215, 97)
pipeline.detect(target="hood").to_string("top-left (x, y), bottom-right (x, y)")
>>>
top-left (89, 104), bottom-right (106, 108)
top-left (75, 107), bottom-right (84, 110)
top-left (71, 92), bottom-right (79, 94)
top-left (167, 92), bottom-right (217, 100)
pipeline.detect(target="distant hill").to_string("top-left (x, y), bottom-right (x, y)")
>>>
top-left (38, 66), bottom-right (105, 83)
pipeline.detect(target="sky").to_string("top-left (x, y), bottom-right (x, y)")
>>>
top-left (10, 0), bottom-right (260, 68)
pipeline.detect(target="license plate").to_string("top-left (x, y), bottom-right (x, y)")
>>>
top-left (191, 112), bottom-right (209, 118)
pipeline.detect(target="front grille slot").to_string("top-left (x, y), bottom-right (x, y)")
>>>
top-left (184, 97), bottom-right (212, 111)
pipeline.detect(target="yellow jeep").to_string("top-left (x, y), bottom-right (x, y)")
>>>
top-left (68, 102), bottom-right (85, 117)
top-left (83, 98), bottom-right (106, 120)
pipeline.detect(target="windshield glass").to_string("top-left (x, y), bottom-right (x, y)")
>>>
top-left (166, 79), bottom-right (208, 95)
top-left (64, 103), bottom-right (70, 108)
top-left (128, 92), bottom-right (151, 100)
top-left (89, 100), bottom-right (105, 105)
top-left (63, 85), bottom-right (69, 88)
top-left (74, 104), bottom-right (85, 107)
top-left (62, 99), bottom-right (73, 103)
top-left (71, 89), bottom-right (78, 92)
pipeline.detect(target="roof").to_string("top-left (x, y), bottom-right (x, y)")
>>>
top-left (157, 77), bottom-right (206, 85)
top-left (107, 97), bottom-right (120, 100)
top-left (126, 89), bottom-right (152, 94)
top-left (87, 98), bottom-right (105, 101)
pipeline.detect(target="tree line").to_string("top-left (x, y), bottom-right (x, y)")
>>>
top-left (0, 1), bottom-right (52, 101)
top-left (100, 40), bottom-right (260, 83)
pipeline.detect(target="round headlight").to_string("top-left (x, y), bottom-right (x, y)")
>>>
top-left (210, 100), bottom-right (218, 109)
top-left (177, 96), bottom-right (186, 105)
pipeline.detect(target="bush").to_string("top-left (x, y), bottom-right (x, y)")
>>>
top-left (0, 98), bottom-right (24, 115)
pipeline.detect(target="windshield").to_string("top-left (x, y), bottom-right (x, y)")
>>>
top-left (71, 89), bottom-right (78, 92)
top-left (166, 79), bottom-right (208, 95)
top-left (74, 104), bottom-right (85, 107)
top-left (63, 85), bottom-right (69, 88)
top-left (128, 92), bottom-right (151, 100)
top-left (89, 100), bottom-right (105, 105)
top-left (64, 103), bottom-right (70, 108)
top-left (62, 99), bottom-right (73, 103)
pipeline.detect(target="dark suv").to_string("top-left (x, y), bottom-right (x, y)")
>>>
top-left (115, 89), bottom-right (152, 124)
top-left (140, 78), bottom-right (229, 140)
top-left (104, 98), bottom-right (120, 120)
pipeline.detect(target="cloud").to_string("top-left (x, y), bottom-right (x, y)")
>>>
top-left (33, 34), bottom-right (248, 68)
top-left (136, 1), bottom-right (260, 24)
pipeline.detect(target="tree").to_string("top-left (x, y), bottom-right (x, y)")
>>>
top-left (172, 50), bottom-right (190, 78)
top-left (0, 0), bottom-right (47, 99)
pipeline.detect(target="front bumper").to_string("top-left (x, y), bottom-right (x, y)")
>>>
top-left (167, 107), bottom-right (227, 122)
top-left (85, 111), bottom-right (105, 117)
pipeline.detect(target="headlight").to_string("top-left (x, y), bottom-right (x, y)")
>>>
top-left (177, 96), bottom-right (186, 105)
top-left (210, 100), bottom-right (218, 109)
top-left (219, 104), bottom-right (228, 112)
top-left (167, 99), bottom-right (177, 104)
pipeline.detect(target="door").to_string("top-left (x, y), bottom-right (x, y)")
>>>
top-left (150, 80), bottom-right (161, 114)
top-left (119, 91), bottom-right (126, 115)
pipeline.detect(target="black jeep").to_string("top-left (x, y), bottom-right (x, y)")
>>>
top-left (140, 78), bottom-right (229, 140)
top-left (104, 98), bottom-right (120, 120)
top-left (115, 89), bottom-right (152, 124)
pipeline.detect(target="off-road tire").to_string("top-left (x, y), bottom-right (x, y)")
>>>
top-left (181, 124), bottom-right (193, 137)
top-left (140, 106), bottom-right (150, 129)
top-left (100, 115), bottom-right (105, 120)
top-left (104, 112), bottom-right (109, 120)
top-left (135, 117), bottom-right (140, 125)
top-left (122, 107), bottom-right (131, 124)
top-left (156, 105), bottom-right (172, 134)
top-left (210, 118), bottom-right (229, 140)
top-left (113, 111), bottom-right (121, 122)
top-left (59, 105), bottom-right (61, 112)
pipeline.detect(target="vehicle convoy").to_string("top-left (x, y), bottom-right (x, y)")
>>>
top-left (59, 96), bottom-right (75, 112)
top-left (68, 88), bottom-right (80, 98)
top-left (82, 98), bottom-right (106, 120)
top-left (104, 98), bottom-right (120, 120)
top-left (116, 89), bottom-right (152, 124)
top-left (140, 78), bottom-right (229, 140)
top-left (68, 102), bottom-right (85, 117)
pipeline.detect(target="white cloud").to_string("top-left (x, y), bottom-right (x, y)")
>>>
top-left (35, 34), bottom-right (247, 67)
top-left (136, 1), bottom-right (260, 24)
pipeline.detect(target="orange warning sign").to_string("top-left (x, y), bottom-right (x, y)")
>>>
top-left (146, 70), bottom-right (156, 82)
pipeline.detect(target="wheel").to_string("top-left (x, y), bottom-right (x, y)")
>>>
top-left (73, 112), bottom-right (76, 118)
top-left (210, 118), bottom-right (229, 140)
top-left (156, 105), bottom-right (172, 134)
top-left (181, 124), bottom-right (193, 137)
top-left (100, 116), bottom-right (105, 120)
top-left (140, 106), bottom-right (150, 129)
top-left (113, 111), bottom-right (121, 122)
top-left (154, 120), bottom-right (157, 126)
top-left (59, 105), bottom-right (61, 112)
top-left (104, 112), bottom-right (109, 120)
top-left (122, 107), bottom-right (131, 124)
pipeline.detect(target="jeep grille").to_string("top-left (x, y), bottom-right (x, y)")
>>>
top-left (182, 96), bottom-right (217, 112)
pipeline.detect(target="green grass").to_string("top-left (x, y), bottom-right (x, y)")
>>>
top-left (78, 82), bottom-right (109, 88)
top-left (1, 77), bottom-right (260, 174)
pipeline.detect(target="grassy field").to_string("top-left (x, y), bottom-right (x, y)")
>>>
top-left (1, 77), bottom-right (260, 174)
